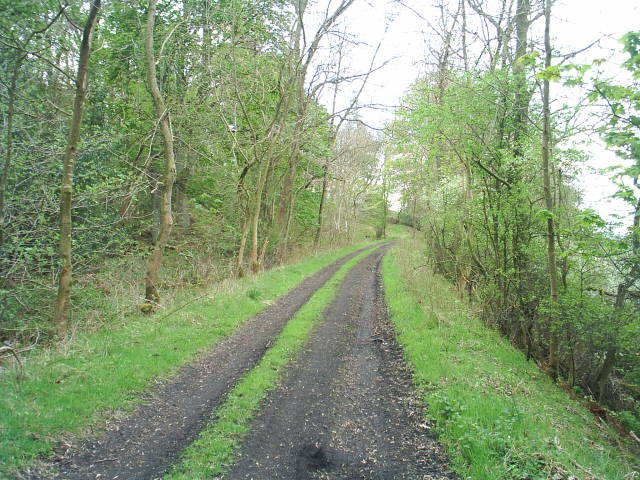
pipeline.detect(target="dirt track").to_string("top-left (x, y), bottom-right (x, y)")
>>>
top-left (225, 245), bottom-right (457, 479)
top-left (35, 244), bottom-right (456, 479)
top-left (38, 244), bottom-right (376, 480)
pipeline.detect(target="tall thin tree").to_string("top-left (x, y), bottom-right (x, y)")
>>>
top-left (541, 0), bottom-right (560, 379)
top-left (274, 0), bottom-right (356, 256)
top-left (53, 0), bottom-right (101, 334)
top-left (143, 0), bottom-right (177, 305)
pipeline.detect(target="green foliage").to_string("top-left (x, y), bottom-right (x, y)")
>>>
top-left (617, 410), bottom-right (640, 433)
top-left (246, 286), bottom-right (261, 300)
top-left (382, 244), bottom-right (638, 479)
top-left (535, 65), bottom-right (562, 82)
top-left (0, 0), bottom-right (351, 344)
top-left (388, 33), bottom-right (640, 417)
top-left (593, 32), bottom-right (640, 166)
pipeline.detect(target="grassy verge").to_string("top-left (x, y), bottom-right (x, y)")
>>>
top-left (382, 241), bottom-right (638, 480)
top-left (385, 222), bottom-right (415, 239)
top-left (165, 247), bottom-right (378, 479)
top-left (0, 242), bottom-right (376, 478)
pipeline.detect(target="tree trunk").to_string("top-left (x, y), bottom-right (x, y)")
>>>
top-left (314, 162), bottom-right (329, 247)
top-left (53, 0), bottom-right (101, 334)
top-left (542, 0), bottom-right (560, 379)
top-left (459, 162), bottom-right (474, 298)
top-left (378, 160), bottom-right (388, 239)
top-left (513, 0), bottom-right (530, 153)
top-left (250, 159), bottom-right (271, 273)
top-left (411, 191), bottom-right (417, 236)
top-left (275, 145), bottom-right (300, 256)
top-left (151, 187), bottom-right (161, 243)
top-left (143, 0), bottom-right (177, 305)
top-left (592, 346), bottom-right (617, 402)
top-left (258, 237), bottom-right (269, 270)
top-left (460, 0), bottom-right (468, 71)
top-left (275, 11), bottom-right (305, 258)
top-left (237, 215), bottom-right (250, 277)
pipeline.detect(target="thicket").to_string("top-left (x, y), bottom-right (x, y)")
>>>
top-left (388, 0), bottom-right (640, 431)
top-left (0, 1), bottom-right (385, 344)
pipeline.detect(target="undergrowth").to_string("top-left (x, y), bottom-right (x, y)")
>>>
top-left (164, 246), bottom-right (379, 479)
top-left (0, 241), bottom-right (376, 478)
top-left (382, 241), bottom-right (639, 480)
top-left (1, 225), bottom-right (377, 346)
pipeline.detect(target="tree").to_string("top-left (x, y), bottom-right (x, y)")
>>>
top-left (53, 0), bottom-right (101, 333)
top-left (273, 0), bottom-right (356, 258)
top-left (540, 0), bottom-right (560, 379)
top-left (314, 28), bottom-right (383, 247)
top-left (589, 31), bottom-right (640, 399)
top-left (142, 0), bottom-right (177, 306)
top-left (389, 0), bottom-right (574, 380)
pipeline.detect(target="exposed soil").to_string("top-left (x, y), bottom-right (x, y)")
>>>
top-left (225, 245), bottom-right (458, 480)
top-left (32, 244), bottom-right (376, 480)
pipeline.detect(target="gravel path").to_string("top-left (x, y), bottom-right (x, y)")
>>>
top-left (36, 244), bottom-right (376, 480)
top-left (225, 245), bottom-right (458, 480)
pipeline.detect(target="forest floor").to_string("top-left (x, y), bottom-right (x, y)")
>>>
top-left (25, 242), bottom-right (457, 479)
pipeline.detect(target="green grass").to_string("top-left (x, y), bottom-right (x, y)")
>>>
top-left (164, 246), bottom-right (378, 479)
top-left (385, 222), bottom-right (415, 239)
top-left (382, 241), bottom-right (639, 480)
top-left (0, 242), bottom-right (377, 478)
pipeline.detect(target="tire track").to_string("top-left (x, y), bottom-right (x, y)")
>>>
top-left (226, 245), bottom-right (457, 480)
top-left (36, 244), bottom-right (379, 480)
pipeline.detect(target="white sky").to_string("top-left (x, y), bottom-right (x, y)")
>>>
top-left (553, 0), bottom-right (639, 225)
top-left (311, 0), bottom-right (640, 226)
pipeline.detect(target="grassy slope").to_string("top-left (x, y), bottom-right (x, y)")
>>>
top-left (383, 241), bottom-right (638, 479)
top-left (165, 247), bottom-right (377, 479)
top-left (0, 242), bottom-right (375, 477)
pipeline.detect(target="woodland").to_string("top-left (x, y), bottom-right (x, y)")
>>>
top-left (1, 0), bottom-right (639, 465)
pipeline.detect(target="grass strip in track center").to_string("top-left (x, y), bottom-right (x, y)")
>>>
top-left (165, 246), bottom-right (383, 480)
top-left (0, 242), bottom-right (378, 478)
